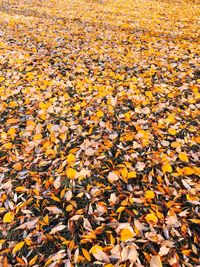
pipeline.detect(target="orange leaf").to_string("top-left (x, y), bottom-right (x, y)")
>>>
top-left (4, 142), bottom-right (13, 149)
top-left (189, 219), bottom-right (200, 224)
top-left (13, 162), bottom-right (22, 171)
top-left (182, 167), bottom-right (194, 176)
top-left (82, 248), bottom-right (91, 261)
top-left (29, 255), bottom-right (38, 266)
top-left (145, 190), bottom-right (155, 199)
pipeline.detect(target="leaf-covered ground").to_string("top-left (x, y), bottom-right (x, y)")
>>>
top-left (0, 0), bottom-right (200, 266)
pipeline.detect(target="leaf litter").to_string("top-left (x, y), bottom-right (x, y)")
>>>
top-left (0, 0), bottom-right (200, 266)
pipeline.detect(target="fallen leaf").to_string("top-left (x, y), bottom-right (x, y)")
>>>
top-left (82, 248), bottom-right (91, 261)
top-left (66, 168), bottom-right (76, 179)
top-left (162, 163), bottom-right (172, 173)
top-left (120, 229), bottom-right (134, 242)
top-left (3, 212), bottom-right (15, 223)
top-left (49, 224), bottom-right (67, 234)
top-left (67, 154), bottom-right (76, 163)
top-left (145, 213), bottom-right (158, 224)
top-left (12, 242), bottom-right (25, 254)
top-left (178, 152), bottom-right (189, 162)
top-left (145, 190), bottom-right (155, 199)
top-left (150, 255), bottom-right (162, 267)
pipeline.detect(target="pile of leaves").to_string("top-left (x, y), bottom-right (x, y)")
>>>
top-left (0, 0), bottom-right (199, 266)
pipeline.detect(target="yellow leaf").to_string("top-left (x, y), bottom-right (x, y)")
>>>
top-left (82, 248), bottom-right (91, 261)
top-left (162, 163), bottom-right (172, 173)
top-left (127, 170), bottom-right (136, 179)
top-left (120, 168), bottom-right (128, 179)
top-left (12, 241), bottom-right (25, 254)
top-left (166, 114), bottom-right (175, 123)
top-left (0, 207), bottom-right (6, 213)
top-left (8, 127), bottom-right (16, 140)
top-left (181, 249), bottom-right (191, 256)
top-left (66, 204), bottom-right (73, 212)
top-left (131, 76), bottom-right (138, 84)
top-left (189, 219), bottom-right (200, 224)
top-left (97, 110), bottom-right (104, 118)
top-left (0, 239), bottom-right (6, 245)
top-left (24, 238), bottom-right (31, 246)
top-left (145, 213), bottom-right (158, 224)
top-left (44, 257), bottom-right (53, 267)
top-left (33, 134), bottom-right (43, 141)
top-left (0, 76), bottom-right (5, 82)
top-left (13, 162), bottom-right (22, 171)
top-left (51, 195), bottom-right (61, 202)
top-left (145, 190), bottom-right (155, 199)
top-left (7, 118), bottom-right (19, 124)
top-left (67, 154), bottom-right (76, 163)
top-left (43, 141), bottom-right (51, 149)
top-left (193, 167), bottom-right (200, 176)
top-left (3, 212), bottom-right (15, 223)
top-left (116, 207), bottom-right (125, 213)
top-left (66, 168), bottom-right (76, 179)
top-left (4, 142), bottom-right (13, 149)
top-left (39, 101), bottom-right (46, 109)
top-left (171, 141), bottom-right (182, 148)
top-left (178, 152), bottom-right (189, 162)
top-left (90, 245), bottom-right (103, 254)
top-left (15, 186), bottom-right (27, 192)
top-left (29, 255), bottom-right (38, 266)
top-left (145, 91), bottom-right (153, 98)
top-left (43, 215), bottom-right (49, 225)
top-left (120, 229), bottom-right (134, 242)
top-left (182, 167), bottom-right (194, 176)
top-left (73, 104), bottom-right (81, 111)
top-left (168, 128), bottom-right (177, 135)
top-left (9, 101), bottom-right (17, 108)
top-left (45, 149), bottom-right (55, 157)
